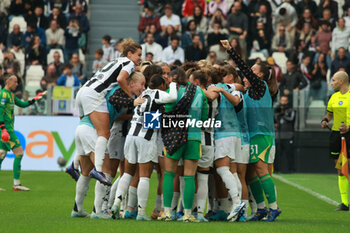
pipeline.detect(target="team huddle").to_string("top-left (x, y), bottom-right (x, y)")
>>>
top-left (66, 39), bottom-right (281, 222)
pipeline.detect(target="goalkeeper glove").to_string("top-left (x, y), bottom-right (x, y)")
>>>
top-left (29, 91), bottom-right (47, 105)
top-left (0, 125), bottom-right (9, 142)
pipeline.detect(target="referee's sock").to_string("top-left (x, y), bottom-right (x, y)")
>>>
top-left (338, 175), bottom-right (349, 207)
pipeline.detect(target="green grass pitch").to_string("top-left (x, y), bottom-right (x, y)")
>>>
top-left (1, 171), bottom-right (350, 233)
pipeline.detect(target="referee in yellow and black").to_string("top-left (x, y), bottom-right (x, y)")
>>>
top-left (321, 71), bottom-right (350, 211)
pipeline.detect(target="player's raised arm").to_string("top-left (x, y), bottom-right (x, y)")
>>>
top-left (155, 82), bottom-right (178, 104)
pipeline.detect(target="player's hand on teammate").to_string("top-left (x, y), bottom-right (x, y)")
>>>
top-left (1, 128), bottom-right (9, 143)
top-left (133, 96), bottom-right (145, 106)
top-left (220, 40), bottom-right (231, 50)
top-left (208, 86), bottom-right (223, 93)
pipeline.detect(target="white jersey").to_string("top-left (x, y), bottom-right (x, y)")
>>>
top-left (84, 57), bottom-right (134, 96)
top-left (128, 83), bottom-right (177, 141)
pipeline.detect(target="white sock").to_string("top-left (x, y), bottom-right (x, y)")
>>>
top-left (192, 193), bottom-right (197, 212)
top-left (127, 185), bottom-right (138, 212)
top-left (164, 207), bottom-right (171, 213)
top-left (14, 179), bottom-right (20, 185)
top-left (94, 136), bottom-right (108, 172)
top-left (269, 202), bottom-right (278, 210)
top-left (114, 173), bottom-right (133, 206)
top-left (184, 209), bottom-right (191, 215)
top-left (94, 180), bottom-right (106, 214)
top-left (242, 199), bottom-right (249, 217)
top-left (108, 176), bottom-right (120, 209)
top-left (213, 198), bottom-right (219, 213)
top-left (248, 186), bottom-right (258, 213)
top-left (179, 176), bottom-right (185, 211)
top-left (101, 174), bottom-right (112, 212)
top-left (216, 166), bottom-right (240, 205)
top-left (73, 154), bottom-right (80, 170)
top-left (171, 192), bottom-right (180, 212)
top-left (75, 175), bottom-right (91, 212)
top-left (208, 173), bottom-right (215, 212)
top-left (137, 177), bottom-right (150, 215)
top-left (218, 198), bottom-right (229, 212)
top-left (233, 173), bottom-right (242, 199)
top-left (154, 194), bottom-right (162, 212)
top-left (196, 173), bottom-right (208, 216)
top-left (161, 194), bottom-right (164, 209)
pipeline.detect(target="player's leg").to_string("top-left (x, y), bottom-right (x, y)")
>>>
top-left (89, 111), bottom-right (111, 185)
top-left (237, 163), bottom-right (248, 219)
top-left (136, 162), bottom-right (154, 220)
top-left (65, 153), bottom-right (80, 181)
top-left (125, 168), bottom-right (139, 219)
top-left (152, 161), bottom-right (163, 219)
top-left (0, 149), bottom-right (6, 170)
top-left (12, 146), bottom-right (29, 191)
top-left (173, 165), bottom-right (183, 220)
top-left (182, 159), bottom-right (199, 222)
top-left (72, 154), bottom-right (93, 217)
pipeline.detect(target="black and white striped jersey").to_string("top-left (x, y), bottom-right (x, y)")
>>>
top-left (128, 83), bottom-right (177, 141)
top-left (85, 57), bottom-right (134, 96)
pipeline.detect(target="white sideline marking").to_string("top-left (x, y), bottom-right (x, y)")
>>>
top-left (273, 174), bottom-right (338, 206)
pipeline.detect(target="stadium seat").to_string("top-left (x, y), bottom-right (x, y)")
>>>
top-left (10, 49), bottom-right (25, 76)
top-left (9, 16), bottom-right (27, 33)
top-left (26, 65), bottom-right (45, 87)
top-left (248, 52), bottom-right (266, 61)
top-left (79, 49), bottom-right (85, 64)
top-left (47, 49), bottom-right (64, 64)
top-left (272, 52), bottom-right (288, 74)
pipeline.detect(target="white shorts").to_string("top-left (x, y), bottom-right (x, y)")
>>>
top-left (235, 144), bottom-right (250, 164)
top-left (268, 145), bottom-right (276, 164)
top-left (75, 124), bottom-right (97, 156)
top-left (124, 135), bottom-right (158, 164)
top-left (108, 122), bottom-right (125, 160)
top-left (76, 86), bottom-right (108, 117)
top-left (214, 136), bottom-right (241, 162)
top-left (198, 145), bottom-right (214, 168)
top-left (157, 132), bottom-right (164, 158)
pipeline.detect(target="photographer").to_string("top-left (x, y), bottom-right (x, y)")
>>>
top-left (274, 95), bottom-right (296, 173)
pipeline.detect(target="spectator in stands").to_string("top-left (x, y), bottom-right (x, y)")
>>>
top-left (267, 56), bottom-right (283, 83)
top-left (280, 60), bottom-right (308, 100)
top-left (26, 0), bottom-right (45, 11)
top-left (0, 9), bottom-right (8, 50)
top-left (331, 47), bottom-right (350, 77)
top-left (274, 95), bottom-right (296, 173)
top-left (185, 34), bottom-right (206, 62)
top-left (296, 0), bottom-right (318, 17)
top-left (161, 36), bottom-right (184, 65)
top-left (182, 0), bottom-right (206, 18)
top-left (24, 23), bottom-right (46, 48)
top-left (57, 64), bottom-right (80, 87)
top-left (319, 8), bottom-right (336, 30)
top-left (207, 51), bottom-right (217, 65)
top-left (166, 0), bottom-right (184, 17)
top-left (229, 37), bottom-right (244, 60)
top-left (114, 38), bottom-right (123, 59)
top-left (209, 8), bottom-right (227, 30)
top-left (101, 35), bottom-right (114, 62)
top-left (296, 8), bottom-right (318, 32)
top-left (2, 52), bottom-right (21, 78)
top-left (64, 18), bottom-right (80, 62)
top-left (18, 90), bottom-right (31, 115)
top-left (49, 51), bottom-right (64, 76)
top-left (249, 4), bottom-right (273, 39)
top-left (69, 0), bottom-right (88, 14)
top-left (30, 89), bottom-right (46, 115)
top-left (181, 20), bottom-right (205, 49)
top-left (0, 64), bottom-right (4, 87)
top-left (69, 3), bottom-right (90, 34)
top-left (300, 54), bottom-right (312, 87)
top-left (41, 64), bottom-right (59, 90)
top-left (145, 52), bottom-right (153, 62)
top-left (48, 7), bottom-right (67, 29)
top-left (187, 5), bottom-right (207, 35)
top-left (296, 22), bottom-right (315, 50)
top-left (312, 21), bottom-right (332, 56)
top-left (141, 33), bottom-right (163, 62)
top-left (0, 0), bottom-right (11, 16)
top-left (9, 0), bottom-right (26, 17)
top-left (143, 0), bottom-right (165, 16)
top-left (159, 25), bottom-right (177, 48)
top-left (274, 1), bottom-right (298, 43)
top-left (27, 35), bottom-right (46, 66)
top-left (207, 21), bottom-right (228, 48)
top-left (47, 0), bottom-right (69, 15)
top-left (311, 52), bottom-right (328, 103)
top-left (26, 6), bottom-right (49, 29)
top-left (318, 0), bottom-right (338, 22)
top-left (344, 7), bottom-right (350, 31)
top-left (46, 20), bottom-right (65, 51)
top-left (331, 18), bottom-right (350, 58)
top-left (92, 48), bottom-right (107, 75)
top-left (160, 4), bottom-right (181, 34)
top-left (7, 24), bottom-right (25, 50)
top-left (250, 21), bottom-right (270, 59)
top-left (70, 53), bottom-right (86, 85)
top-left (138, 7), bottom-right (161, 36)
top-left (227, 1), bottom-right (248, 57)
top-left (209, 43), bottom-right (229, 63)
top-left (208, 0), bottom-right (228, 17)
top-left (271, 26), bottom-right (293, 55)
